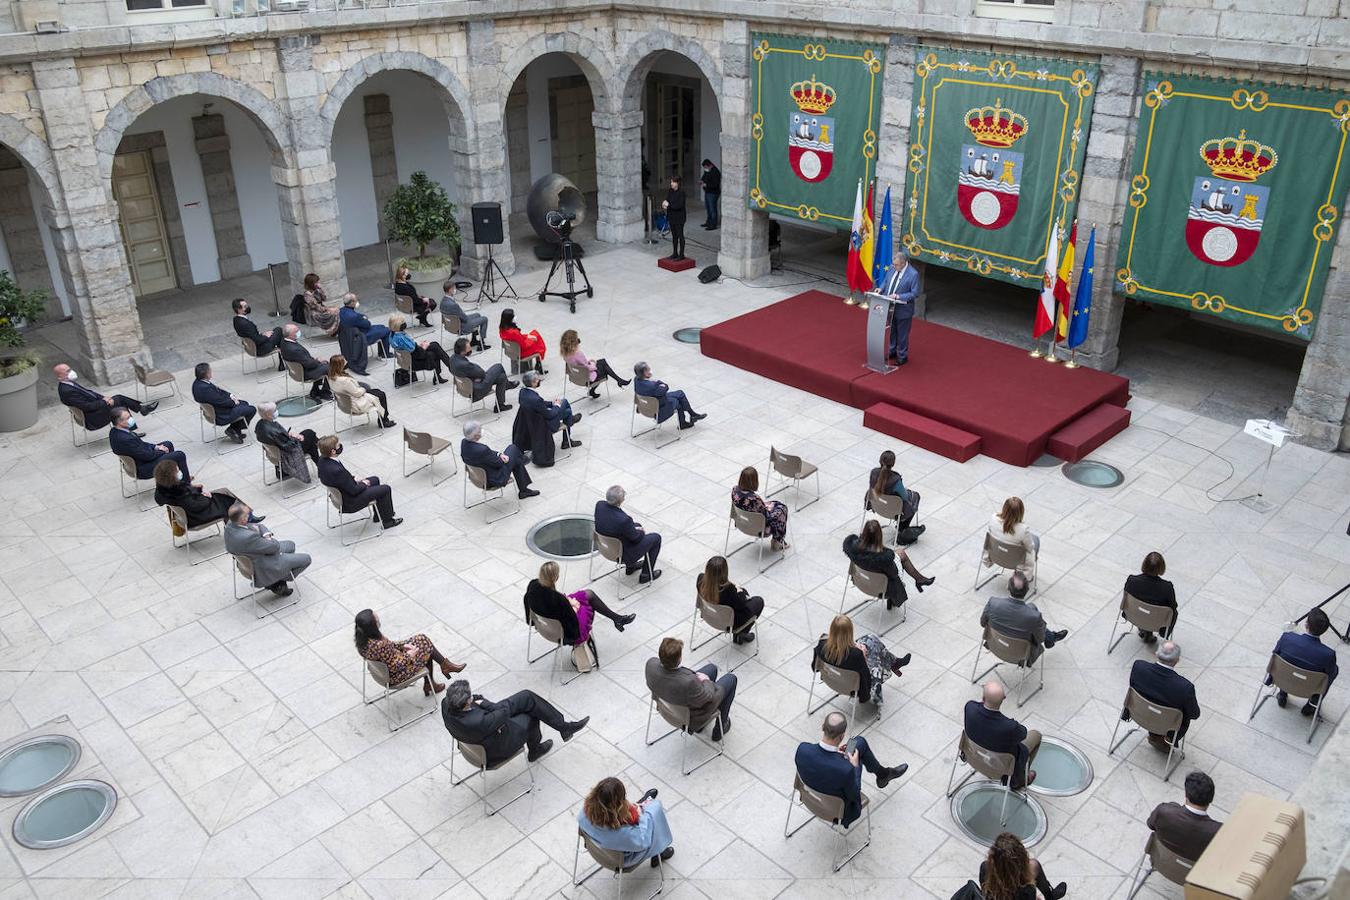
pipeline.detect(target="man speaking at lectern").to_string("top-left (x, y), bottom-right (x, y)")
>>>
top-left (879, 251), bottom-right (919, 365)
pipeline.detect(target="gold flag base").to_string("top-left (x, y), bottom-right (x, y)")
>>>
top-left (1029, 348), bottom-right (1044, 359)
top-left (843, 297), bottom-right (857, 306)
top-left (1063, 350), bottom-right (1079, 369)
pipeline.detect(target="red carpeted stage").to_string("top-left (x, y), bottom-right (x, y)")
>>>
top-left (700, 291), bottom-right (1132, 466)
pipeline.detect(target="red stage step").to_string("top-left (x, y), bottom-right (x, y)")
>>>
top-left (1047, 403), bottom-right (1132, 462)
top-left (863, 402), bottom-right (982, 463)
top-left (657, 256), bottom-right (696, 272)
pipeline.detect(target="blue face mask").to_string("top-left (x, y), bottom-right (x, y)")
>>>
top-left (125, 417), bottom-right (136, 430)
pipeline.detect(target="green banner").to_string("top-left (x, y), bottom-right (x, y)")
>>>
top-left (902, 48), bottom-right (1098, 288)
top-left (1115, 75), bottom-right (1350, 339)
top-left (748, 33), bottom-right (885, 230)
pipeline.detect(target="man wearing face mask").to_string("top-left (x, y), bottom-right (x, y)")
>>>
top-left (231, 297), bottom-right (283, 367)
top-left (316, 434), bottom-right (402, 530)
top-left (54, 363), bottom-right (158, 431)
top-left (109, 406), bottom-right (189, 480)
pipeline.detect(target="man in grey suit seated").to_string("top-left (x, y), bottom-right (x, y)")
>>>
top-left (439, 280), bottom-right (490, 350)
top-left (644, 636), bottom-right (736, 740)
top-left (223, 502), bottom-right (311, 597)
top-left (980, 572), bottom-right (1068, 663)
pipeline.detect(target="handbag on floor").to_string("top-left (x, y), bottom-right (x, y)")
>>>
top-left (571, 638), bottom-right (598, 673)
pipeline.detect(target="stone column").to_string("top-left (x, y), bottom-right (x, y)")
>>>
top-left (717, 20), bottom-right (768, 280)
top-left (31, 58), bottom-right (146, 384)
top-left (363, 94), bottom-right (398, 242)
top-left (0, 154), bottom-right (58, 319)
top-left (879, 34), bottom-right (917, 307)
top-left (272, 34), bottom-right (347, 295)
top-left (592, 108), bottom-right (644, 244)
top-left (1071, 55), bottom-right (1142, 372)
top-left (461, 18), bottom-right (514, 281)
top-left (192, 113), bottom-right (252, 279)
top-left (1287, 220), bottom-right (1350, 451)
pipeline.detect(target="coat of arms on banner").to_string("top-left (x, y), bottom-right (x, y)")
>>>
top-left (956, 100), bottom-right (1027, 230)
top-left (788, 74), bottom-right (836, 183)
top-left (1184, 130), bottom-right (1277, 267)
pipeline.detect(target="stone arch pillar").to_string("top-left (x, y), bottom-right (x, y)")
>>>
top-left (592, 108), bottom-right (645, 244)
top-left (717, 22), bottom-right (769, 279)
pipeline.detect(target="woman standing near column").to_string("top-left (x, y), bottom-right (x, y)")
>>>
top-left (662, 175), bottom-right (687, 261)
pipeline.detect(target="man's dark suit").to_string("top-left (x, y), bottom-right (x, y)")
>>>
top-left (963, 699), bottom-right (1036, 789)
top-left (1148, 801), bottom-right (1221, 861)
top-left (191, 379), bottom-right (255, 432)
top-left (879, 262), bottom-right (919, 363)
top-left (634, 377), bottom-right (692, 425)
top-left (594, 500), bottom-right (661, 572)
top-left (317, 456), bottom-right (394, 521)
top-left (794, 740), bottom-right (885, 827)
top-left (110, 425), bottom-right (189, 480)
top-left (1272, 631), bottom-right (1339, 702)
top-left (442, 690), bottom-right (569, 766)
top-left (461, 438), bottom-right (532, 492)
top-left (279, 338), bottom-right (329, 399)
top-left (233, 314), bottom-right (282, 355)
top-left (58, 380), bottom-right (142, 430)
top-left (1128, 660), bottom-right (1201, 737)
top-left (449, 353), bottom-right (511, 407)
top-left (518, 387), bottom-right (573, 433)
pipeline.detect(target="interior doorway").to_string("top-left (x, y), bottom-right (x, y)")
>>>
top-left (549, 75), bottom-right (597, 195)
top-left (112, 150), bottom-right (176, 296)
top-left (645, 75), bottom-right (698, 191)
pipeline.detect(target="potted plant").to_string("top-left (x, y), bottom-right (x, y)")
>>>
top-left (383, 170), bottom-right (461, 299)
top-left (0, 269), bottom-right (46, 433)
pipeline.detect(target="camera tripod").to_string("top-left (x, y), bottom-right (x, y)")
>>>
top-left (538, 236), bottom-right (593, 313)
top-left (476, 244), bottom-right (518, 305)
top-left (1295, 582), bottom-right (1350, 644)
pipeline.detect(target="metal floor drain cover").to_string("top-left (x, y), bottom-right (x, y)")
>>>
top-left (672, 328), bottom-right (702, 344)
top-left (526, 514), bottom-right (597, 561)
top-left (1025, 737), bottom-right (1094, 796)
top-left (1061, 459), bottom-right (1124, 488)
top-left (13, 780), bottom-right (117, 850)
top-left (949, 782), bottom-right (1047, 848)
top-left (0, 736), bottom-right (81, 798)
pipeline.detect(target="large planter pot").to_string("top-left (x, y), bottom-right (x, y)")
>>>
top-left (405, 261), bottom-right (455, 300)
top-left (0, 364), bottom-right (38, 432)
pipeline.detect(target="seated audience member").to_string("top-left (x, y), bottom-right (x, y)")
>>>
top-left (696, 555), bottom-right (764, 643)
top-left (450, 338), bottom-right (516, 413)
top-left (302, 272), bottom-right (339, 335)
top-left (732, 466), bottom-right (788, 550)
top-left (1124, 551), bottom-right (1177, 643)
top-left (978, 832), bottom-right (1067, 900)
top-left (633, 361), bottom-right (705, 430)
top-left (498, 307), bottom-right (547, 373)
top-left (55, 363), bottom-right (157, 428)
top-left (460, 420), bottom-right (537, 498)
top-left (1127, 641), bottom-right (1200, 750)
top-left (191, 362), bottom-right (256, 444)
top-left (645, 636), bottom-right (735, 739)
top-left (518, 370), bottom-right (582, 445)
top-left (595, 485), bottom-right (661, 583)
top-left (152, 459), bottom-right (258, 527)
top-left (578, 777), bottom-right (674, 869)
top-left (392, 265), bottom-right (435, 327)
top-left (329, 355), bottom-right (395, 429)
top-left (439, 279), bottom-right (490, 349)
top-left (981, 572), bottom-right (1068, 663)
top-left (524, 561), bottom-right (635, 657)
top-left (441, 678), bottom-right (587, 763)
top-left (986, 496), bottom-right (1039, 581)
top-left (388, 313), bottom-right (453, 384)
top-left (110, 406), bottom-right (189, 480)
top-left (255, 401), bottom-right (318, 483)
top-left (231, 297), bottom-right (282, 360)
top-left (965, 681), bottom-right (1039, 788)
top-left (355, 608), bottom-right (465, 696)
top-left (560, 329), bottom-right (629, 396)
top-left (1271, 608), bottom-right (1339, 716)
top-left (1148, 771), bottom-right (1222, 863)
top-left (867, 449), bottom-right (924, 544)
top-left (224, 501), bottom-right (310, 597)
top-left (278, 323), bottom-right (333, 401)
top-left (340, 292), bottom-right (391, 357)
top-left (794, 711), bottom-right (909, 827)
top-left (812, 614), bottom-right (911, 705)
top-left (317, 434), bottom-right (402, 530)
top-left (843, 519), bottom-right (934, 610)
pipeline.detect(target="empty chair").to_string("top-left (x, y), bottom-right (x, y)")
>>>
top-left (783, 772), bottom-right (872, 873)
top-left (1110, 687), bottom-right (1188, 781)
top-left (724, 505), bottom-right (785, 574)
top-left (1124, 832), bottom-right (1196, 900)
top-left (463, 464), bottom-right (520, 524)
top-left (526, 611), bottom-right (586, 685)
top-left (261, 442), bottom-right (317, 498)
top-left (116, 454), bottom-right (156, 510)
top-left (1249, 653), bottom-right (1330, 744)
top-left (164, 495), bottom-right (233, 566)
top-left (631, 392), bottom-right (679, 448)
top-left (975, 532), bottom-right (1038, 594)
top-left (131, 358), bottom-right (180, 407)
top-left (68, 407), bottom-right (111, 458)
top-left (402, 427), bottom-right (455, 484)
top-left (840, 563), bottom-right (904, 634)
top-left (945, 730), bottom-right (1021, 825)
top-left (806, 657), bottom-right (862, 735)
top-left (970, 622), bottom-right (1045, 706)
top-left (198, 403), bottom-right (248, 455)
top-left (1108, 591), bottom-right (1178, 655)
top-left (502, 338), bottom-right (541, 376)
top-left (449, 738), bottom-right (536, 817)
top-left (362, 658), bottom-right (438, 732)
top-left (689, 595), bottom-right (759, 673)
top-left (333, 391), bottom-right (380, 444)
top-left (240, 336), bottom-right (281, 381)
top-left (588, 531), bottom-right (649, 602)
top-left (325, 485), bottom-right (381, 546)
top-left (767, 446), bottom-right (820, 511)
top-left (565, 362), bottom-right (611, 410)
top-left (644, 695), bottom-right (725, 776)
top-left (231, 554), bottom-right (301, 618)
top-left (572, 828), bottom-right (666, 900)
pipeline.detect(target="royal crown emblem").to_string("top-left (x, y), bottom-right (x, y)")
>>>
top-left (791, 75), bottom-right (836, 115)
top-left (965, 100), bottom-right (1029, 149)
top-left (1199, 130), bottom-right (1277, 182)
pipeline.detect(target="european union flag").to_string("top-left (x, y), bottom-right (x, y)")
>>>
top-left (1067, 227), bottom-right (1095, 349)
top-left (871, 188), bottom-right (893, 287)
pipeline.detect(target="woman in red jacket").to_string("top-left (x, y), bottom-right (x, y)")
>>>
top-left (498, 308), bottom-right (546, 373)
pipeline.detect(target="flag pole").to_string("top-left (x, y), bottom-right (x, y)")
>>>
top-left (1064, 349), bottom-right (1078, 369)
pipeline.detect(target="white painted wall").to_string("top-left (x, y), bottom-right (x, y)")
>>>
top-left (221, 102), bottom-right (286, 267)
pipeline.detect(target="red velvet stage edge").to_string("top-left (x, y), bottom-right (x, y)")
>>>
top-left (700, 290), bottom-right (1131, 466)
top-left (657, 256), bottom-right (697, 272)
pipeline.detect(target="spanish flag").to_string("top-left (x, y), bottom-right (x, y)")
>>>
top-left (846, 180), bottom-right (874, 295)
top-left (1053, 220), bottom-right (1077, 341)
top-left (859, 182), bottom-right (875, 284)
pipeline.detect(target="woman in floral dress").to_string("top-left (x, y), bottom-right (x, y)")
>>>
top-left (354, 609), bottom-right (465, 695)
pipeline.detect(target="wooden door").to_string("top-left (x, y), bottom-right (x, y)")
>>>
top-left (112, 150), bottom-right (176, 296)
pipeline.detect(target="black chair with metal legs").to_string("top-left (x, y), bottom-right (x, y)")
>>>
top-left (1109, 687), bottom-right (1188, 781)
top-left (970, 623), bottom-right (1045, 707)
top-left (783, 772), bottom-right (872, 872)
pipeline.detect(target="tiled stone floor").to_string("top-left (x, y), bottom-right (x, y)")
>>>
top-left (1, 240), bottom-right (1347, 898)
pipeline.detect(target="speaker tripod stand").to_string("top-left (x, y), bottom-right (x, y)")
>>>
top-left (476, 244), bottom-right (518, 305)
top-left (538, 238), bottom-right (593, 313)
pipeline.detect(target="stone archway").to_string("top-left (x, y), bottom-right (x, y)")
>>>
top-left (0, 117), bottom-right (66, 322)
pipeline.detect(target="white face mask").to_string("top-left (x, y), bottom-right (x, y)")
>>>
top-left (66, 371), bottom-right (78, 381)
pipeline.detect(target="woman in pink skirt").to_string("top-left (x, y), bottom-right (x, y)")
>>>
top-left (523, 561), bottom-right (634, 655)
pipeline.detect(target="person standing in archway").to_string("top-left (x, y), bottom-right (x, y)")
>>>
top-left (700, 159), bottom-right (721, 231)
top-left (662, 175), bottom-right (687, 261)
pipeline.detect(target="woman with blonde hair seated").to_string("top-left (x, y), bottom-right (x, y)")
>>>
top-left (392, 265), bottom-right (435, 327)
top-left (523, 561), bottom-right (634, 660)
top-left (560, 329), bottom-right (630, 398)
top-left (732, 466), bottom-right (789, 550)
top-left (986, 496), bottom-right (1038, 581)
top-left (695, 555), bottom-right (764, 644)
top-left (578, 777), bottom-right (674, 870)
top-left (328, 354), bottom-right (395, 428)
top-left (811, 613), bottom-right (910, 705)
top-left (388, 313), bottom-right (454, 384)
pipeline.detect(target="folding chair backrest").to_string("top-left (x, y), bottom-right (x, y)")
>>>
top-left (566, 363), bottom-right (590, 389)
top-left (118, 454), bottom-right (138, 480)
top-left (530, 612), bottom-right (566, 645)
top-left (262, 442), bottom-right (282, 466)
top-left (580, 830), bottom-right (627, 872)
top-left (793, 772), bottom-right (846, 824)
top-left (466, 464), bottom-right (489, 491)
top-left (696, 595), bottom-right (736, 633)
top-left (242, 337), bottom-right (259, 356)
top-left (335, 391), bottom-right (357, 415)
top-left (404, 428), bottom-right (433, 455)
top-left (234, 554), bottom-right (255, 582)
top-left (454, 375), bottom-right (474, 400)
top-left (769, 446), bottom-right (802, 478)
top-left (1267, 654), bottom-right (1329, 699)
top-left (815, 657), bottom-right (861, 697)
top-left (731, 505), bottom-right (766, 539)
top-left (1123, 687), bottom-right (1183, 736)
top-left (167, 504), bottom-right (189, 533)
top-left (395, 350), bottom-right (413, 374)
top-left (70, 407), bottom-right (87, 428)
top-left (444, 313), bottom-right (463, 333)
top-left (325, 485), bottom-right (344, 513)
top-left (286, 360), bottom-right (306, 383)
top-left (1122, 592), bottom-right (1174, 634)
top-left (634, 393), bottom-right (659, 420)
top-left (365, 658), bottom-right (396, 689)
top-left (457, 739), bottom-right (488, 769)
top-left (867, 489), bottom-right (903, 520)
top-left (394, 293), bottom-right (413, 316)
top-left (654, 696), bottom-right (691, 731)
top-left (199, 402), bottom-right (218, 426)
top-left (503, 341), bottom-right (521, 363)
top-left (984, 623), bottom-right (1033, 666)
top-left (849, 563), bottom-right (889, 598)
top-left (960, 730), bottom-right (1017, 781)
top-left (593, 531), bottom-right (623, 564)
top-left (1147, 833), bottom-right (1195, 886)
top-left (983, 532), bottom-right (1027, 570)
top-left (131, 359), bottom-right (149, 384)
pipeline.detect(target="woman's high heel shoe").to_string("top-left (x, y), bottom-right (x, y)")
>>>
top-left (916, 576), bottom-right (936, 592)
